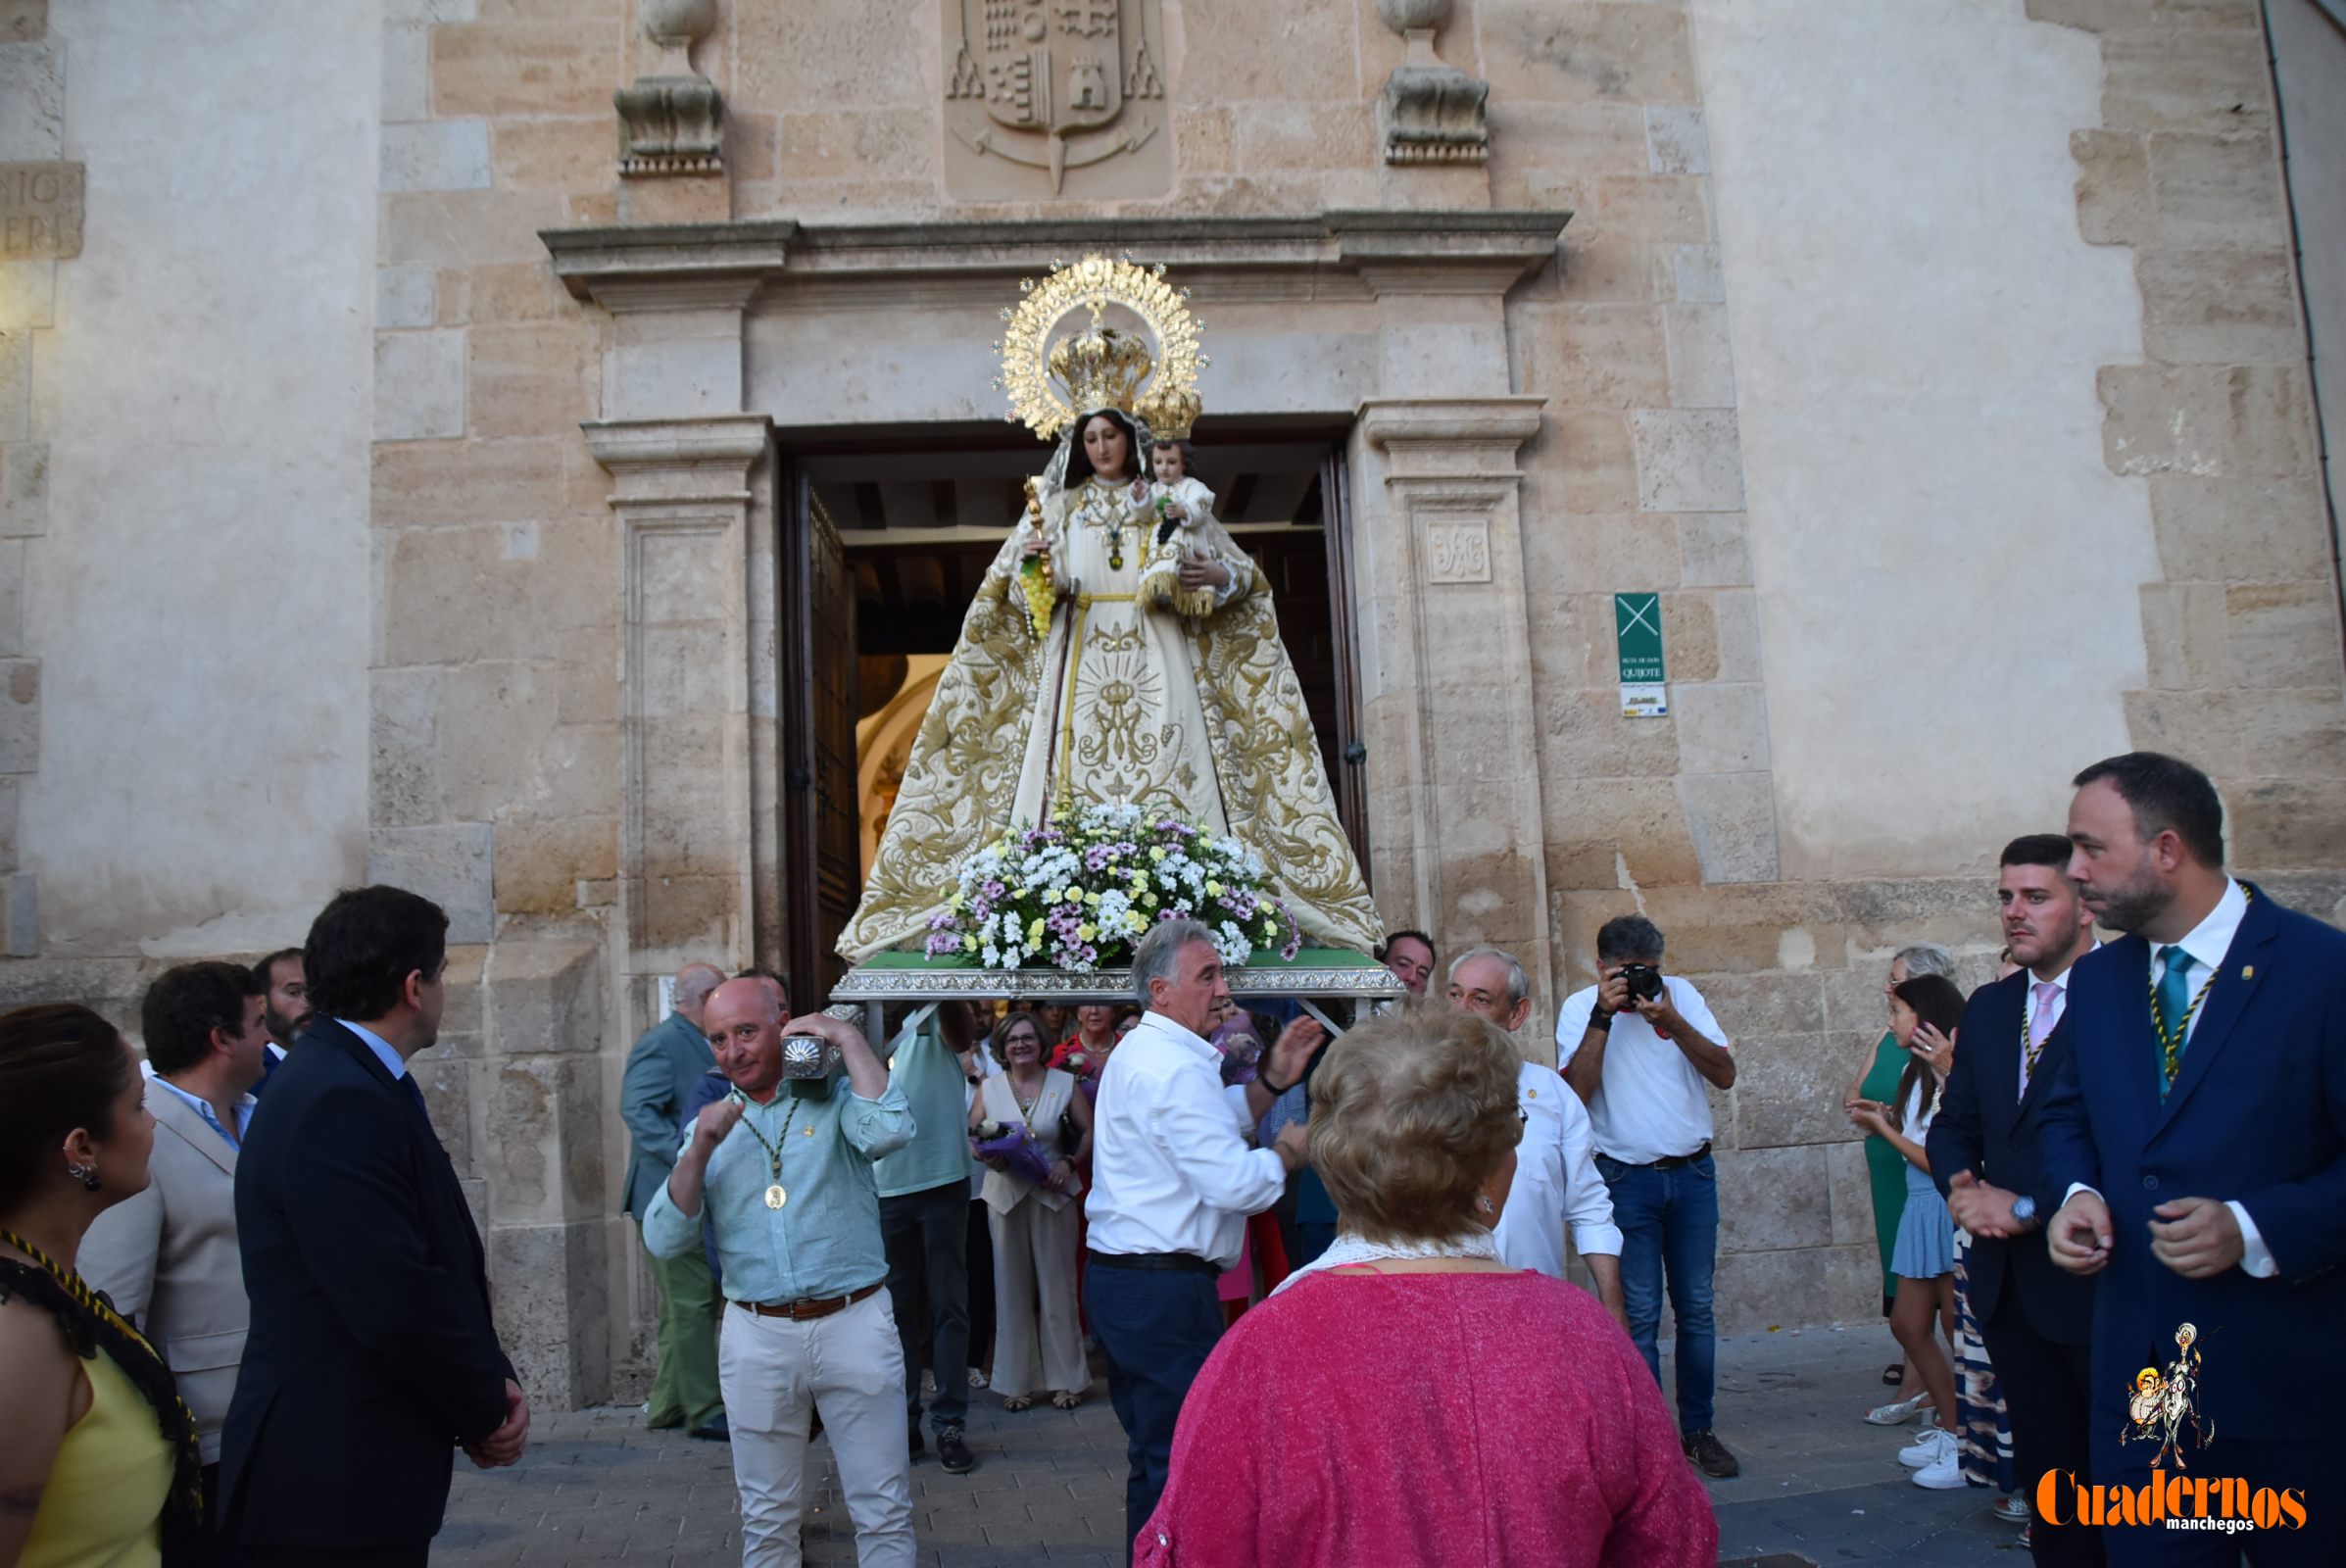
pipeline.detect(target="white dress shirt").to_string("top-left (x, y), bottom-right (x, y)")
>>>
top-left (1555, 976), bottom-right (1731, 1165)
top-left (2065, 878), bottom-right (2274, 1278)
top-left (1083, 1010), bottom-right (1284, 1270)
top-left (1492, 1061), bottom-right (1623, 1278)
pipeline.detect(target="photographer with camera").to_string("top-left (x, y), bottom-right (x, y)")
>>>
top-left (1557, 914), bottom-right (1740, 1479)
top-left (643, 979), bottom-right (918, 1567)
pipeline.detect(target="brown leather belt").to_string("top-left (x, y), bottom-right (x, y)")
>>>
top-left (1644, 1142), bottom-right (1712, 1171)
top-left (733, 1282), bottom-right (883, 1321)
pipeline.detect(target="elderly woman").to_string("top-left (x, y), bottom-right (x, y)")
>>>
top-left (970, 1011), bottom-right (1094, 1412)
top-left (0, 1004), bottom-right (202, 1568)
top-left (1137, 1008), bottom-right (1716, 1567)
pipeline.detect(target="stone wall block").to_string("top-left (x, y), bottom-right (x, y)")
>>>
top-left (1479, 1), bottom-right (1698, 106)
top-left (1822, 963), bottom-right (1896, 1039)
top-left (381, 190), bottom-right (569, 270)
top-left (0, 540), bottom-right (18, 656)
top-left (1679, 770), bottom-right (1781, 885)
top-left (1642, 105), bottom-right (1709, 175)
top-left (439, 944), bottom-right (486, 1044)
top-left (1673, 681), bottom-right (1772, 774)
top-left (0, 40), bottom-right (62, 156)
top-left (2072, 129), bottom-right (2152, 245)
top-left (370, 665), bottom-right (445, 827)
top-left (1588, 174), bottom-right (1712, 243)
top-left (2224, 581), bottom-right (2344, 690)
top-left (2147, 132), bottom-right (2289, 248)
top-left (1676, 514), bottom-right (1750, 588)
top-left (7, 870), bottom-right (35, 957)
top-left (1661, 592), bottom-right (1719, 682)
top-left (380, 120), bottom-right (493, 192)
top-left (1715, 1144), bottom-right (1833, 1252)
top-left (381, 22), bottom-right (430, 122)
top-left (1546, 775), bottom-right (1703, 887)
top-left (466, 322), bottom-right (598, 440)
top-left (367, 823), bottom-right (495, 945)
top-left (0, 440), bottom-right (44, 538)
top-left (1537, 685), bottom-right (1681, 779)
top-left (373, 330), bottom-right (466, 442)
top-left (373, 440), bottom-right (565, 528)
top-left (1233, 101), bottom-right (1376, 172)
top-left (1541, 410), bottom-right (1640, 515)
top-left (2241, 689), bottom-right (2346, 778)
top-left (0, 332), bottom-right (29, 444)
top-left (1520, 305), bottom-right (1669, 410)
top-left (2124, 689), bottom-right (2249, 776)
top-left (490, 118), bottom-right (613, 191)
top-left (1712, 1244), bottom-right (1880, 1335)
top-left (1632, 410), bottom-right (1745, 512)
top-left (1522, 510), bottom-right (1680, 595)
top-left (0, 261), bottom-right (54, 330)
top-left (2, 3), bottom-right (46, 44)
top-left (485, 937), bottom-right (603, 1062)
top-left (2099, 29), bottom-right (2273, 137)
top-left (495, 815), bottom-right (619, 914)
top-left (1697, 971), bottom-right (1825, 1039)
top-left (2099, 365), bottom-right (2315, 479)
top-left (2231, 779), bottom-right (2346, 868)
top-left (431, 21), bottom-right (616, 119)
top-left (1662, 303), bottom-right (1735, 409)
top-left (2138, 580), bottom-right (2231, 689)
top-left (2137, 248), bottom-right (2305, 365)
top-left (1525, 595), bottom-right (1601, 689)
top-left (2148, 475), bottom-right (2328, 581)
top-left (0, 773), bottom-right (17, 871)
top-left (486, 1220), bottom-right (610, 1411)
top-left (482, 1054), bottom-right (601, 1221)
top-left (1826, 1139), bottom-right (1877, 1250)
top-left (376, 268), bottom-right (436, 330)
top-left (0, 657), bottom-right (35, 772)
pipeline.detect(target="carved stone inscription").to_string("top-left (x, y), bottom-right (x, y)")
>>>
top-left (1426, 518), bottom-right (1492, 584)
top-left (943, 0), bottom-right (1171, 200)
top-left (0, 164), bottom-right (83, 261)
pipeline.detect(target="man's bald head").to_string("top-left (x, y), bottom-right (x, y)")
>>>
top-left (704, 976), bottom-right (784, 1099)
top-left (673, 961), bottom-right (726, 1029)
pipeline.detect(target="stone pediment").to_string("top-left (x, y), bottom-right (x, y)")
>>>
top-left (540, 210), bottom-right (1568, 315)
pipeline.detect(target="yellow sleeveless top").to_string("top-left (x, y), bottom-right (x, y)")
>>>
top-left (20, 1347), bottom-right (171, 1568)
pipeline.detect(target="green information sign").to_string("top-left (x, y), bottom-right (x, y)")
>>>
top-left (1614, 592), bottom-right (1669, 717)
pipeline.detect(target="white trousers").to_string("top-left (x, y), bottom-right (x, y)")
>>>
top-left (988, 1196), bottom-right (1090, 1398)
top-left (717, 1290), bottom-right (916, 1568)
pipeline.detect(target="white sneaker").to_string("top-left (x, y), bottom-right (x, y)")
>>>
top-left (1898, 1427), bottom-right (1955, 1469)
top-left (1913, 1446), bottom-right (1968, 1490)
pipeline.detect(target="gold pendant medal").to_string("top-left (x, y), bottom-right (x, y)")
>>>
top-left (765, 1184), bottom-right (787, 1210)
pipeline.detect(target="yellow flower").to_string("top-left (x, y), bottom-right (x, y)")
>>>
top-left (1083, 890), bottom-right (1101, 906)
top-left (1149, 847), bottom-right (1166, 861)
top-left (1127, 911), bottom-right (1147, 933)
top-left (1049, 886), bottom-right (1066, 904)
top-left (1028, 918), bottom-right (1046, 943)
top-left (949, 892), bottom-right (966, 911)
top-left (1206, 879), bottom-right (1224, 897)
top-left (1078, 923), bottom-right (1097, 941)
top-left (1142, 892), bottom-right (1158, 909)
top-left (962, 935), bottom-right (979, 954)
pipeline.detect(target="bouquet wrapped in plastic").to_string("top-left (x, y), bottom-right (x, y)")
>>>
top-left (970, 1119), bottom-right (1052, 1187)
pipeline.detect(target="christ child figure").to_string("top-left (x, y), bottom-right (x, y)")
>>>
top-left (1137, 438), bottom-right (1224, 618)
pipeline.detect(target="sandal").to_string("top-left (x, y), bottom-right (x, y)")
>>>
top-left (1051, 1391), bottom-right (1082, 1411)
top-left (1002, 1395), bottom-right (1033, 1413)
top-left (1882, 1362), bottom-right (1904, 1387)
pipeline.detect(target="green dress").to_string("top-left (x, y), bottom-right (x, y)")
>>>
top-left (1859, 1030), bottom-right (1911, 1311)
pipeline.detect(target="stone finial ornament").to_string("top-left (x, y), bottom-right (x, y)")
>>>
top-left (1373, 0), bottom-right (1490, 166)
top-left (616, 0), bottom-right (725, 176)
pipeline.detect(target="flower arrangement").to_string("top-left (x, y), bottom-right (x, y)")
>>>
top-left (924, 801), bottom-right (1302, 972)
top-left (970, 1119), bottom-right (1052, 1186)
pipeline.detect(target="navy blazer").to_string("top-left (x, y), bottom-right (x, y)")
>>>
top-left (1927, 969), bottom-right (2095, 1346)
top-left (220, 1019), bottom-right (514, 1549)
top-left (2037, 886), bottom-right (2346, 1448)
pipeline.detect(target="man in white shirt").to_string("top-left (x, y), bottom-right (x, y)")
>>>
top-left (1443, 946), bottom-right (1626, 1326)
top-left (1557, 914), bottom-right (1739, 1479)
top-left (1085, 917), bottom-right (1316, 1559)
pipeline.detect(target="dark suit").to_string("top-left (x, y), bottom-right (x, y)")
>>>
top-left (221, 1018), bottom-right (513, 1559)
top-left (2039, 886), bottom-right (2346, 1564)
top-left (1931, 969), bottom-right (2101, 1567)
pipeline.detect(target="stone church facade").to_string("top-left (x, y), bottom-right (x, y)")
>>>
top-left (1, 0), bottom-right (2340, 1406)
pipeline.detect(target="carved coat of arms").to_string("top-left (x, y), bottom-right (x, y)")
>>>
top-left (944, 0), bottom-right (1169, 197)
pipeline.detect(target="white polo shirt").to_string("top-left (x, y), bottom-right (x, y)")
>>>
top-left (1084, 1010), bottom-right (1285, 1269)
top-left (1555, 976), bottom-right (1731, 1166)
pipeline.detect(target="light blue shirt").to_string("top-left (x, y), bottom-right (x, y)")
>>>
top-left (338, 1018), bottom-right (411, 1082)
top-left (145, 1070), bottom-right (256, 1148)
top-left (642, 1079), bottom-right (914, 1304)
top-left (873, 1015), bottom-right (975, 1200)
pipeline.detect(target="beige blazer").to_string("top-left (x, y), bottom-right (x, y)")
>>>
top-left (79, 1080), bottom-right (250, 1464)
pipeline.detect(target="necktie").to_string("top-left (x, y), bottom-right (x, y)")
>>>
top-left (400, 1073), bottom-right (433, 1126)
top-left (2021, 980), bottom-right (2061, 1095)
top-left (2154, 945), bottom-right (2197, 1094)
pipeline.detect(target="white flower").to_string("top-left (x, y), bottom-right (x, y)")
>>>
top-left (981, 945), bottom-right (1002, 967)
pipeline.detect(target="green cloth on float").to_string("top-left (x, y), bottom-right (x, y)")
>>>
top-left (1859, 1030), bottom-right (1911, 1309)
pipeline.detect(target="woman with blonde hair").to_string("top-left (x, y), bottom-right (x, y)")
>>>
top-left (1137, 1008), bottom-right (1715, 1566)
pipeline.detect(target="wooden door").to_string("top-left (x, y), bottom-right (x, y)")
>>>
top-left (1319, 443), bottom-right (1370, 869)
top-left (781, 461), bottom-right (859, 1004)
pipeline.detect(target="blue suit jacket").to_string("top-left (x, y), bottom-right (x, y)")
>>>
top-left (2038, 885), bottom-right (2346, 1451)
top-left (1927, 969), bottom-right (2095, 1345)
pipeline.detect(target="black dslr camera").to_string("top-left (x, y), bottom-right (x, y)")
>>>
top-left (1617, 963), bottom-right (1665, 1004)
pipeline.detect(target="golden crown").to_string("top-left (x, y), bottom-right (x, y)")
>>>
top-left (996, 255), bottom-right (1208, 442)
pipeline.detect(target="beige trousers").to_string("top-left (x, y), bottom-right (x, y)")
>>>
top-left (987, 1195), bottom-right (1090, 1398)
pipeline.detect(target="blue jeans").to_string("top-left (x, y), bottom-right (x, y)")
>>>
top-left (1084, 1259), bottom-right (1224, 1559)
top-left (1598, 1151), bottom-right (1720, 1436)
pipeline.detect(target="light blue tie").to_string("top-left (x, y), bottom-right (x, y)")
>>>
top-left (2154, 945), bottom-right (2196, 1095)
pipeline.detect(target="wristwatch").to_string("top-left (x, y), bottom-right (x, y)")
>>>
top-left (2010, 1195), bottom-right (2037, 1230)
top-left (1588, 1008), bottom-right (1613, 1033)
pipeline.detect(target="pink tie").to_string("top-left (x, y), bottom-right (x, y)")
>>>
top-left (2030, 981), bottom-right (2063, 1048)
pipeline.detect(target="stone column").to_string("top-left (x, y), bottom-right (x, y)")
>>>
top-left (582, 416), bottom-right (770, 987)
top-left (1354, 397), bottom-right (1552, 1000)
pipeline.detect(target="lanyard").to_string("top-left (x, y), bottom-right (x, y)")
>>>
top-left (2149, 887), bottom-right (2250, 1087)
top-left (728, 1089), bottom-right (800, 1210)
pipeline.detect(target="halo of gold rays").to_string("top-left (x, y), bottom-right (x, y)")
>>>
top-left (993, 254), bottom-right (1209, 442)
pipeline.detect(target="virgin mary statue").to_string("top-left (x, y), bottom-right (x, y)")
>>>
top-left (838, 258), bottom-right (1383, 960)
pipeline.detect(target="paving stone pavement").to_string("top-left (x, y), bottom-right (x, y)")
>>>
top-left (437, 1325), bottom-right (2029, 1567)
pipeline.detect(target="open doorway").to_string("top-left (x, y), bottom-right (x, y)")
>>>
top-left (775, 418), bottom-right (1367, 1003)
